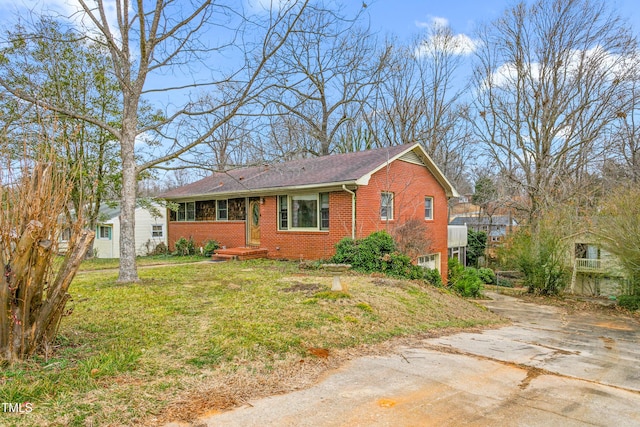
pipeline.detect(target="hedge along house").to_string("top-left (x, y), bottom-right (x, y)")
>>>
top-left (161, 143), bottom-right (458, 280)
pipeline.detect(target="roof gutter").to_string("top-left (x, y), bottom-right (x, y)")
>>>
top-left (342, 185), bottom-right (356, 239)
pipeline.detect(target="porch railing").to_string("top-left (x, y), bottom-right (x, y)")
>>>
top-left (574, 258), bottom-right (607, 272)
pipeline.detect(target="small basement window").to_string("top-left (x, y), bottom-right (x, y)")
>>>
top-left (418, 253), bottom-right (440, 271)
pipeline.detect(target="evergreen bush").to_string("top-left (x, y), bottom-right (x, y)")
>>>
top-left (618, 295), bottom-right (640, 311)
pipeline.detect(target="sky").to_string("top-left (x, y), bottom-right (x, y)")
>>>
top-left (1, 0), bottom-right (640, 120)
top-left (2, 0), bottom-right (640, 39)
top-left (359, 0), bottom-right (640, 46)
top-left (2, 1), bottom-right (640, 65)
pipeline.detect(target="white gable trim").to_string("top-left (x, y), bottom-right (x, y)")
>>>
top-left (355, 144), bottom-right (459, 197)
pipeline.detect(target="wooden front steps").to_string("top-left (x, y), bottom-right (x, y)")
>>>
top-left (212, 247), bottom-right (269, 261)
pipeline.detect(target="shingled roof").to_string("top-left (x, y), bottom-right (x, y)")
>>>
top-left (161, 143), bottom-right (457, 199)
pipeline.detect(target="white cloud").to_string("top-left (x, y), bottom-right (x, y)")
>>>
top-left (413, 16), bottom-right (479, 56)
top-left (489, 46), bottom-right (634, 89)
top-left (415, 15), bottom-right (449, 29)
top-left (415, 32), bottom-right (479, 57)
top-left (0, 0), bottom-right (123, 38)
top-left (415, 15), bottom-right (448, 29)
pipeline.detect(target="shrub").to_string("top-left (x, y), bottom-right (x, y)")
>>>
top-left (478, 268), bottom-right (496, 285)
top-left (496, 277), bottom-right (514, 288)
top-left (448, 257), bottom-right (465, 285)
top-left (384, 252), bottom-right (416, 278)
top-left (354, 231), bottom-right (396, 271)
top-left (332, 231), bottom-right (396, 272)
top-left (453, 268), bottom-right (483, 298)
top-left (505, 229), bottom-right (569, 295)
top-left (467, 229), bottom-right (487, 268)
top-left (391, 218), bottom-right (431, 258)
top-left (173, 237), bottom-right (196, 256)
top-left (617, 295), bottom-right (640, 311)
top-left (152, 242), bottom-right (169, 256)
top-left (203, 240), bottom-right (220, 257)
top-left (332, 231), bottom-right (441, 284)
top-left (423, 268), bottom-right (443, 287)
top-left (333, 237), bottom-right (359, 265)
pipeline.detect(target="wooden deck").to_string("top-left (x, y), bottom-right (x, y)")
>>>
top-left (212, 247), bottom-right (269, 261)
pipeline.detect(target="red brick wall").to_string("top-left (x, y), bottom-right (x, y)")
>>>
top-left (354, 160), bottom-right (449, 281)
top-left (260, 192), bottom-right (353, 260)
top-left (168, 221), bottom-right (246, 250)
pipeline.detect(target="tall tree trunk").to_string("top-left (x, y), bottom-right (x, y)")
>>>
top-left (118, 114), bottom-right (139, 283)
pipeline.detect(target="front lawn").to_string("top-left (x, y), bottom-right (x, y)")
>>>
top-left (77, 254), bottom-right (207, 271)
top-left (1, 260), bottom-right (503, 426)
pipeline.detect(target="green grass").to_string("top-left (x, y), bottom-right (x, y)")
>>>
top-left (1, 260), bottom-right (503, 426)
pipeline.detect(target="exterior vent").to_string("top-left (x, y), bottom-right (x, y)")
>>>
top-left (399, 150), bottom-right (424, 166)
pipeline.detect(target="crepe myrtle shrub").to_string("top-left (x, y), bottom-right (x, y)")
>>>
top-left (1, 160), bottom-right (94, 363)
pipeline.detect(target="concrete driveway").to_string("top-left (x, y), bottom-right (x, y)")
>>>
top-left (195, 292), bottom-right (640, 426)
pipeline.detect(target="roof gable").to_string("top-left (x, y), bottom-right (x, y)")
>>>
top-left (162, 144), bottom-right (458, 199)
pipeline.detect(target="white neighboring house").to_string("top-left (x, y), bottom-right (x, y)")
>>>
top-left (60, 202), bottom-right (167, 258)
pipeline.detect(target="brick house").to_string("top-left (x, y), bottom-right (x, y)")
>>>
top-left (161, 143), bottom-right (458, 280)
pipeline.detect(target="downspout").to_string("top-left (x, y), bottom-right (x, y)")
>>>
top-left (342, 185), bottom-right (356, 239)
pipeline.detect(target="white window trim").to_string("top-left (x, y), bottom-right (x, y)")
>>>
top-left (424, 196), bottom-right (434, 220)
top-left (278, 193), bottom-right (329, 231)
top-left (418, 253), bottom-right (440, 271)
top-left (151, 224), bottom-right (164, 238)
top-left (381, 191), bottom-right (394, 220)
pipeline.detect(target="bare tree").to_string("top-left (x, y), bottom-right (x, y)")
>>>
top-left (264, 4), bottom-right (386, 157)
top-left (366, 22), bottom-right (474, 189)
top-left (471, 0), bottom-right (637, 224)
top-left (606, 75), bottom-right (640, 185)
top-left (0, 1), bottom-right (310, 282)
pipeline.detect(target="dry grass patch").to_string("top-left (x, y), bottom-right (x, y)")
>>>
top-left (1, 260), bottom-right (504, 426)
